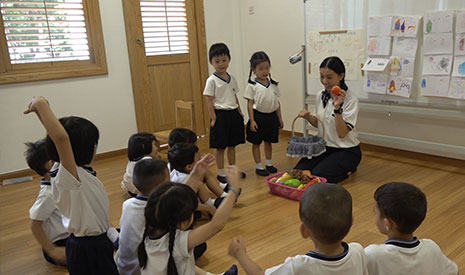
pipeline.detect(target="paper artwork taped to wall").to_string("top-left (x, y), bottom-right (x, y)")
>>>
top-left (452, 56), bottom-right (465, 77)
top-left (422, 55), bottom-right (453, 76)
top-left (364, 73), bottom-right (388, 94)
top-left (420, 76), bottom-right (451, 97)
top-left (424, 10), bottom-right (454, 34)
top-left (456, 10), bottom-right (465, 34)
top-left (387, 76), bottom-right (413, 98)
top-left (391, 16), bottom-right (420, 37)
top-left (423, 33), bottom-right (453, 55)
top-left (455, 34), bottom-right (465, 56)
top-left (389, 57), bottom-right (415, 77)
top-left (449, 77), bottom-right (465, 99)
top-left (368, 16), bottom-right (393, 37)
top-left (367, 37), bottom-right (392, 56)
top-left (392, 37), bottom-right (418, 57)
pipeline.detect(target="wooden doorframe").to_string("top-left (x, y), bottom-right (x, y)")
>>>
top-left (121, 0), bottom-right (209, 134)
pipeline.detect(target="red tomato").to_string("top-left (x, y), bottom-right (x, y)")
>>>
top-left (331, 86), bottom-right (341, 96)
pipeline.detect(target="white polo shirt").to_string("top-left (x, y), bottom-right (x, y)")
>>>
top-left (116, 195), bottom-right (148, 275)
top-left (29, 180), bottom-right (70, 242)
top-left (265, 242), bottom-right (368, 275)
top-left (243, 79), bottom-right (281, 113)
top-left (170, 169), bottom-right (189, 184)
top-left (365, 238), bottom-right (458, 275)
top-left (51, 163), bottom-right (110, 237)
top-left (314, 89), bottom-right (360, 148)
top-left (142, 230), bottom-right (195, 275)
top-left (203, 72), bottom-right (239, 110)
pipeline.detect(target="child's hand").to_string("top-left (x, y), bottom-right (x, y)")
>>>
top-left (250, 121), bottom-right (258, 132)
top-left (210, 118), bottom-right (216, 127)
top-left (24, 96), bottom-right (48, 115)
top-left (47, 246), bottom-right (67, 265)
top-left (191, 154), bottom-right (215, 179)
top-left (279, 119), bottom-right (284, 129)
top-left (332, 89), bottom-right (346, 109)
top-left (206, 205), bottom-right (216, 216)
top-left (226, 165), bottom-right (241, 194)
top-left (228, 236), bottom-right (247, 258)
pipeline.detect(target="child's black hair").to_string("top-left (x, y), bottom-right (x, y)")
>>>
top-left (167, 143), bottom-right (199, 173)
top-left (128, 132), bottom-right (157, 161)
top-left (374, 182), bottom-right (427, 235)
top-left (299, 183), bottom-right (353, 244)
top-left (133, 158), bottom-right (168, 195)
top-left (45, 116), bottom-right (99, 166)
top-left (25, 139), bottom-right (49, 176)
top-left (168, 128), bottom-right (197, 148)
top-left (209, 42), bottom-right (230, 61)
top-left (320, 56), bottom-right (348, 91)
top-left (138, 182), bottom-right (198, 274)
top-left (248, 51), bottom-right (278, 85)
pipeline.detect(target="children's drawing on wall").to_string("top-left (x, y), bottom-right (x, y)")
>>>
top-left (364, 73), bottom-right (388, 94)
top-left (387, 76), bottom-right (412, 98)
top-left (422, 55), bottom-right (453, 75)
top-left (421, 76), bottom-right (451, 97)
top-left (456, 10), bottom-right (465, 34)
top-left (368, 16), bottom-right (393, 37)
top-left (449, 77), bottom-right (465, 99)
top-left (455, 34), bottom-right (465, 55)
top-left (389, 57), bottom-right (414, 77)
top-left (391, 16), bottom-right (420, 37)
top-left (424, 10), bottom-right (454, 34)
top-left (423, 33), bottom-right (453, 55)
top-left (452, 56), bottom-right (465, 77)
top-left (392, 37), bottom-right (418, 57)
top-left (367, 37), bottom-right (391, 56)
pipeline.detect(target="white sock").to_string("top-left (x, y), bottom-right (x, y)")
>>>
top-left (219, 182), bottom-right (227, 189)
top-left (205, 198), bottom-right (215, 206)
top-left (218, 169), bottom-right (226, 177)
top-left (256, 163), bottom-right (264, 170)
top-left (266, 159), bottom-right (273, 166)
top-left (220, 191), bottom-right (228, 197)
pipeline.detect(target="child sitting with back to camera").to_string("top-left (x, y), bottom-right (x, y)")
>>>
top-left (24, 96), bottom-right (118, 274)
top-left (365, 182), bottom-right (458, 275)
top-left (121, 132), bottom-right (159, 196)
top-left (138, 164), bottom-right (242, 275)
top-left (244, 51), bottom-right (283, 176)
top-left (228, 182), bottom-right (368, 275)
top-left (26, 139), bottom-right (70, 267)
top-left (168, 127), bottom-right (230, 196)
top-left (168, 143), bottom-right (229, 214)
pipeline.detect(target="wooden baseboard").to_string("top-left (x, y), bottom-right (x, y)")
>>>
top-left (0, 148), bottom-right (127, 183)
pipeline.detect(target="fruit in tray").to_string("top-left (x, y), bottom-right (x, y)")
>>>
top-left (331, 85), bottom-right (341, 96)
top-left (272, 169), bottom-right (321, 189)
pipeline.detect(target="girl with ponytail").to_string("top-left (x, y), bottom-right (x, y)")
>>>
top-left (138, 167), bottom-right (242, 275)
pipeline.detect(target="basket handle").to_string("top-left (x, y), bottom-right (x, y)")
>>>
top-left (291, 114), bottom-right (326, 140)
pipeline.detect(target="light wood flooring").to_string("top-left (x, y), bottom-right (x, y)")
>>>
top-left (1, 133), bottom-right (464, 274)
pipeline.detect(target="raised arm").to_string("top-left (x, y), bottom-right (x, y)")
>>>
top-left (332, 89), bottom-right (350, 138)
top-left (24, 97), bottom-right (77, 178)
top-left (228, 237), bottom-right (265, 275)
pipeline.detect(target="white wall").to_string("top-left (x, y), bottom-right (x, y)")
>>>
top-left (0, 0), bottom-right (137, 174)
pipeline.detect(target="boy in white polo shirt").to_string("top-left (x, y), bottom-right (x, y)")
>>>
top-left (365, 182), bottom-right (458, 275)
top-left (203, 42), bottom-right (246, 183)
top-left (228, 183), bottom-right (368, 275)
top-left (26, 139), bottom-right (70, 266)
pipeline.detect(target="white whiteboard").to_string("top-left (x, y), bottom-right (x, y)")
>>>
top-left (304, 0), bottom-right (465, 109)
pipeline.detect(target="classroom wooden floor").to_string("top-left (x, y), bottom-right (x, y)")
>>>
top-left (1, 133), bottom-right (464, 274)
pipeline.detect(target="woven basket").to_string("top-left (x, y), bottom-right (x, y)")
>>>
top-left (266, 171), bottom-right (327, 201)
top-left (286, 115), bottom-right (326, 159)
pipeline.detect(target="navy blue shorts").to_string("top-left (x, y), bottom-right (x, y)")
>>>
top-left (246, 110), bottom-right (279, 144)
top-left (42, 237), bottom-right (68, 266)
top-left (209, 109), bottom-right (245, 149)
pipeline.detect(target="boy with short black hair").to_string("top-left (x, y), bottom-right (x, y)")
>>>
top-left (365, 182), bottom-right (458, 275)
top-left (116, 158), bottom-right (169, 275)
top-left (228, 183), bottom-right (368, 274)
top-left (168, 127), bottom-right (197, 148)
top-left (26, 139), bottom-right (70, 266)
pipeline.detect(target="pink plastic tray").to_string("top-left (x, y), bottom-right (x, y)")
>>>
top-left (265, 171), bottom-right (327, 201)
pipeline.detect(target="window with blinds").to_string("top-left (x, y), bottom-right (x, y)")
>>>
top-left (0, 0), bottom-right (90, 64)
top-left (140, 0), bottom-right (189, 56)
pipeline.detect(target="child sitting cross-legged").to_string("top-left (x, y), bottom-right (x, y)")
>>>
top-left (228, 183), bottom-right (368, 275)
top-left (365, 182), bottom-right (458, 275)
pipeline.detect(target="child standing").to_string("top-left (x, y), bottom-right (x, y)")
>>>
top-left (122, 132), bottom-right (159, 196)
top-left (24, 96), bottom-right (118, 274)
top-left (26, 139), bottom-right (69, 266)
top-left (365, 182), bottom-right (458, 275)
top-left (138, 166), bottom-right (242, 275)
top-left (244, 51), bottom-right (283, 176)
top-left (228, 183), bottom-right (368, 274)
top-left (203, 42), bottom-right (246, 183)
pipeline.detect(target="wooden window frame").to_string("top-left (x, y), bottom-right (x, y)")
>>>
top-left (0, 0), bottom-right (107, 84)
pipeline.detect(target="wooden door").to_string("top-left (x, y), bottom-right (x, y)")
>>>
top-left (122, 0), bottom-right (209, 134)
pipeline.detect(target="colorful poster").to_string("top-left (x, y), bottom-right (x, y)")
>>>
top-left (423, 33), bottom-right (453, 55)
top-left (424, 10), bottom-right (454, 33)
top-left (457, 10), bottom-right (465, 34)
top-left (455, 34), bottom-right (465, 56)
top-left (420, 76), bottom-right (450, 97)
top-left (367, 37), bottom-right (392, 56)
top-left (452, 56), bottom-right (465, 77)
top-left (368, 16), bottom-right (393, 37)
top-left (422, 55), bottom-right (453, 75)
top-left (392, 37), bottom-right (418, 57)
top-left (387, 76), bottom-right (413, 98)
top-left (449, 77), bottom-right (465, 99)
top-left (391, 16), bottom-right (420, 37)
top-left (389, 57), bottom-right (415, 77)
top-left (365, 73), bottom-right (388, 94)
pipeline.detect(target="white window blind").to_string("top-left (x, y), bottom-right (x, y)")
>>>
top-left (140, 0), bottom-right (189, 56)
top-left (0, 0), bottom-right (89, 64)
